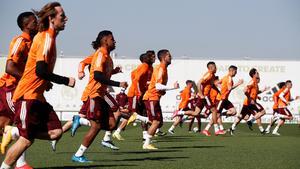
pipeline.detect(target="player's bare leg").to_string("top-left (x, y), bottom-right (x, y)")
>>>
top-left (168, 116), bottom-right (182, 134)
top-left (102, 114), bottom-right (119, 150)
top-left (0, 117), bottom-right (11, 135)
top-left (1, 137), bottom-right (32, 168)
top-left (143, 120), bottom-right (160, 150)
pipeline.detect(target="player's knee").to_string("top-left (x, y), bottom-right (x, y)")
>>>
top-left (50, 129), bottom-right (63, 140)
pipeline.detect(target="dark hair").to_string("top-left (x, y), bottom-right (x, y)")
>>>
top-left (286, 80), bottom-right (292, 84)
top-left (229, 65), bottom-right (237, 70)
top-left (249, 68), bottom-right (257, 78)
top-left (139, 53), bottom-right (147, 62)
top-left (277, 82), bottom-right (286, 89)
top-left (157, 49), bottom-right (169, 61)
top-left (207, 61), bottom-right (215, 68)
top-left (33, 2), bottom-right (61, 32)
top-left (17, 12), bottom-right (35, 30)
top-left (214, 76), bottom-right (219, 80)
top-left (186, 80), bottom-right (193, 85)
top-left (146, 50), bottom-right (155, 56)
top-left (91, 30), bottom-right (112, 50)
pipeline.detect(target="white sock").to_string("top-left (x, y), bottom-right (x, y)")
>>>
top-left (213, 124), bottom-right (219, 132)
top-left (115, 128), bottom-right (122, 134)
top-left (231, 123), bottom-right (236, 130)
top-left (136, 114), bottom-right (149, 123)
top-left (156, 128), bottom-right (161, 133)
top-left (75, 145), bottom-right (87, 157)
top-left (204, 123), bottom-right (211, 131)
top-left (79, 118), bottom-right (91, 126)
top-left (11, 127), bottom-right (19, 140)
top-left (258, 126), bottom-right (264, 132)
top-left (143, 133), bottom-right (152, 146)
top-left (0, 162), bottom-right (10, 169)
top-left (219, 124), bottom-right (224, 131)
top-left (142, 131), bottom-right (147, 139)
top-left (266, 125), bottom-right (271, 131)
top-left (16, 152), bottom-right (26, 167)
top-left (169, 125), bottom-right (175, 131)
top-left (250, 118), bottom-right (255, 123)
top-left (273, 125), bottom-right (280, 133)
top-left (103, 131), bottom-right (112, 141)
top-left (178, 110), bottom-right (185, 115)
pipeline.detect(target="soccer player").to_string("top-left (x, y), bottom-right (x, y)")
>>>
top-left (112, 88), bottom-right (129, 140)
top-left (1, 2), bottom-right (75, 169)
top-left (168, 80), bottom-right (194, 134)
top-left (270, 80), bottom-right (299, 135)
top-left (72, 30), bottom-right (127, 163)
top-left (142, 49), bottom-right (179, 150)
top-left (265, 82), bottom-right (286, 134)
top-left (0, 11), bottom-right (37, 169)
top-left (228, 68), bottom-right (268, 135)
top-left (173, 62), bottom-right (220, 135)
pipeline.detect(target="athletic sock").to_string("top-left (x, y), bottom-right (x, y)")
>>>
top-left (142, 131), bottom-right (147, 140)
top-left (266, 125), bottom-right (271, 131)
top-left (258, 126), bottom-right (264, 132)
top-left (16, 152), bottom-right (26, 167)
top-left (0, 162), bottom-right (10, 169)
top-left (103, 131), bottom-right (112, 141)
top-left (115, 128), bottom-right (122, 134)
top-left (79, 118), bottom-right (91, 126)
top-left (169, 125), bottom-right (175, 131)
top-left (143, 133), bottom-right (152, 146)
top-left (273, 126), bottom-right (279, 133)
top-left (11, 127), bottom-right (19, 140)
top-left (250, 118), bottom-right (255, 123)
top-left (213, 124), bottom-right (219, 132)
top-left (204, 123), bottom-right (211, 131)
top-left (219, 124), bottom-right (224, 131)
top-left (75, 145), bottom-right (87, 157)
top-left (231, 123), bottom-right (236, 130)
top-left (136, 114), bottom-right (149, 123)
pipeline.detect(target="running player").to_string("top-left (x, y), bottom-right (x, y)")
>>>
top-left (0, 11), bottom-right (37, 169)
top-left (142, 49), bottom-right (179, 150)
top-left (72, 30), bottom-right (127, 163)
top-left (270, 80), bottom-right (299, 135)
top-left (168, 80), bottom-right (194, 134)
top-left (172, 62), bottom-right (220, 135)
top-left (228, 68), bottom-right (268, 135)
top-left (1, 2), bottom-right (75, 169)
top-left (265, 82), bottom-right (286, 134)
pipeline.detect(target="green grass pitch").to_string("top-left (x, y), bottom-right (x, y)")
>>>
top-left (1, 123), bottom-right (299, 169)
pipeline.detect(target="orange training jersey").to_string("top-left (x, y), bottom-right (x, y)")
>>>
top-left (243, 79), bottom-right (259, 106)
top-left (13, 28), bottom-right (57, 102)
top-left (143, 63), bottom-right (168, 101)
top-left (78, 54), bottom-right (93, 73)
top-left (219, 74), bottom-right (233, 100)
top-left (0, 32), bottom-right (32, 88)
top-left (278, 87), bottom-right (290, 108)
top-left (209, 86), bottom-right (220, 104)
top-left (81, 47), bottom-right (113, 101)
top-left (273, 87), bottom-right (285, 109)
top-left (127, 68), bottom-right (137, 97)
top-left (200, 71), bottom-right (215, 96)
top-left (178, 87), bottom-right (191, 110)
top-left (128, 63), bottom-right (150, 97)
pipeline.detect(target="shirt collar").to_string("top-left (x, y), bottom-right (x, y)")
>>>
top-left (20, 32), bottom-right (31, 41)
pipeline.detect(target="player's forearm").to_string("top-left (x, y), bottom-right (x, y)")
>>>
top-left (155, 83), bottom-right (176, 91)
top-left (94, 71), bottom-right (120, 87)
top-left (5, 60), bottom-right (23, 79)
top-left (36, 61), bottom-right (69, 85)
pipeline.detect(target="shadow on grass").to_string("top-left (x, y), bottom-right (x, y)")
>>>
top-left (56, 149), bottom-right (182, 155)
top-left (35, 164), bottom-right (137, 169)
top-left (93, 156), bottom-right (189, 163)
top-left (161, 145), bottom-right (225, 149)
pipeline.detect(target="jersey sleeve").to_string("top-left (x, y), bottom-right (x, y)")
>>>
top-left (7, 37), bottom-right (25, 63)
top-left (94, 52), bottom-right (106, 72)
top-left (78, 54), bottom-right (93, 73)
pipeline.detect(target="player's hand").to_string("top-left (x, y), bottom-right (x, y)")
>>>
top-left (238, 79), bottom-right (244, 85)
top-left (78, 72), bottom-right (85, 80)
top-left (174, 81), bottom-right (180, 89)
top-left (45, 82), bottom-right (53, 91)
top-left (250, 99), bottom-right (255, 104)
top-left (114, 66), bottom-right (123, 74)
top-left (119, 82), bottom-right (128, 89)
top-left (68, 77), bottom-right (76, 87)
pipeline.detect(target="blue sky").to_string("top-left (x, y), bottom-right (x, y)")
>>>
top-left (0, 0), bottom-right (299, 60)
